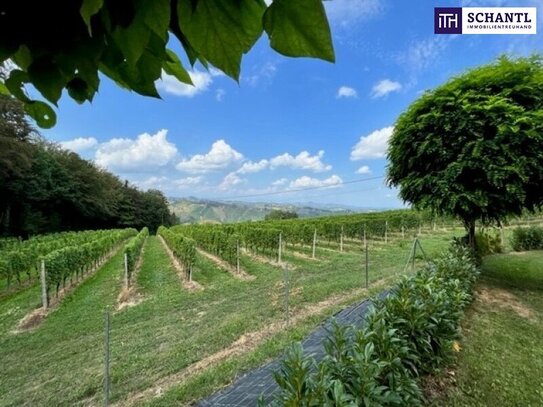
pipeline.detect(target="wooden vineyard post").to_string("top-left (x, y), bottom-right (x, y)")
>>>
top-left (402, 225), bottom-right (405, 239)
top-left (124, 253), bottom-right (129, 289)
top-left (283, 264), bottom-right (289, 328)
top-left (312, 229), bottom-right (317, 259)
top-left (278, 233), bottom-right (282, 264)
top-left (411, 238), bottom-right (417, 272)
top-left (500, 226), bottom-right (505, 247)
top-left (340, 226), bottom-right (344, 252)
top-left (103, 309), bottom-right (110, 407)
top-left (40, 260), bottom-right (48, 310)
top-left (433, 219), bottom-right (437, 231)
top-left (385, 221), bottom-right (388, 244)
top-left (365, 241), bottom-right (369, 289)
top-left (418, 223), bottom-right (422, 236)
top-left (236, 239), bottom-right (240, 274)
top-left (188, 265), bottom-right (193, 282)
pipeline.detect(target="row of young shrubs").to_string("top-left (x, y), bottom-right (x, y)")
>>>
top-left (266, 243), bottom-right (479, 406)
top-left (510, 225), bottom-right (543, 251)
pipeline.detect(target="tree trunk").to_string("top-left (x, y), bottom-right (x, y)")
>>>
top-left (464, 220), bottom-right (476, 250)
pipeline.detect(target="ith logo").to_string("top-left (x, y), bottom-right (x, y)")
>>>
top-left (435, 8), bottom-right (463, 34)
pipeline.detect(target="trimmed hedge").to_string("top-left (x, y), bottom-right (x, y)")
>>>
top-left (266, 244), bottom-right (478, 406)
top-left (510, 226), bottom-right (543, 251)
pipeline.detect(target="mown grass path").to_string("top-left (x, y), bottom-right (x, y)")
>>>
top-left (429, 250), bottom-right (543, 406)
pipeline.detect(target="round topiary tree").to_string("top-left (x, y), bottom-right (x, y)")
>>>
top-left (387, 56), bottom-right (543, 246)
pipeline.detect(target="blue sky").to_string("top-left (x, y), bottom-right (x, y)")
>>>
top-left (43, 0), bottom-right (543, 208)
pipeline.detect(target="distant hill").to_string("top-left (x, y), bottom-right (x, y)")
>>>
top-left (168, 197), bottom-right (363, 224)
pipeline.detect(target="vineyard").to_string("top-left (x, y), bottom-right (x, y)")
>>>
top-left (0, 210), bottom-right (540, 406)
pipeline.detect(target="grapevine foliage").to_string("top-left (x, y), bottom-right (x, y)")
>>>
top-left (123, 227), bottom-right (149, 281)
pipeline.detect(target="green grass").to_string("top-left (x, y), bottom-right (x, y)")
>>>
top-left (430, 250), bottom-right (543, 406)
top-left (0, 232), bottom-right (460, 406)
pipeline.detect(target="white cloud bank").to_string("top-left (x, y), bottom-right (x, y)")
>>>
top-left (157, 69), bottom-right (213, 97)
top-left (351, 126), bottom-right (394, 160)
top-left (270, 150), bottom-right (331, 172)
top-left (60, 137), bottom-right (98, 153)
top-left (289, 175), bottom-right (343, 189)
top-left (337, 86), bottom-right (358, 98)
top-left (176, 139), bottom-right (243, 173)
top-left (371, 79), bottom-right (402, 98)
top-left (95, 129), bottom-right (177, 171)
top-left (356, 165), bottom-right (372, 175)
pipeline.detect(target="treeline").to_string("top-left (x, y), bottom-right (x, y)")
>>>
top-left (0, 95), bottom-right (176, 237)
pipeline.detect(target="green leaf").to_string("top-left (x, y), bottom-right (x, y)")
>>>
top-left (67, 77), bottom-right (93, 104)
top-left (177, 0), bottom-right (266, 79)
top-left (163, 49), bottom-right (193, 85)
top-left (24, 100), bottom-right (56, 129)
top-left (263, 0), bottom-right (335, 63)
top-left (0, 80), bottom-right (8, 95)
top-left (27, 58), bottom-right (67, 105)
top-left (141, 0), bottom-right (171, 39)
top-left (111, 11), bottom-right (151, 66)
top-left (5, 70), bottom-right (31, 102)
top-left (80, 0), bottom-right (104, 33)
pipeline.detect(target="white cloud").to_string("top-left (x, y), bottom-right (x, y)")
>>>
top-left (371, 79), bottom-right (402, 98)
top-left (215, 88), bottom-right (226, 102)
top-left (219, 172), bottom-right (245, 190)
top-left (398, 37), bottom-right (451, 72)
top-left (289, 175), bottom-right (343, 189)
top-left (175, 176), bottom-right (203, 188)
top-left (237, 159), bottom-right (269, 174)
top-left (356, 165), bottom-right (372, 175)
top-left (95, 129), bottom-right (177, 171)
top-left (157, 69), bottom-right (212, 97)
top-left (176, 139), bottom-right (243, 173)
top-left (245, 62), bottom-right (278, 87)
top-left (351, 126), bottom-right (394, 160)
top-left (136, 176), bottom-right (169, 190)
top-left (337, 86), bottom-right (358, 99)
top-left (270, 150), bottom-right (331, 172)
top-left (272, 178), bottom-right (288, 186)
top-left (60, 137), bottom-right (98, 153)
top-left (325, 0), bottom-right (383, 27)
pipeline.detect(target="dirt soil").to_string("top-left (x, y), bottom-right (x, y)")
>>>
top-left (116, 238), bottom-right (148, 311)
top-left (477, 286), bottom-right (534, 320)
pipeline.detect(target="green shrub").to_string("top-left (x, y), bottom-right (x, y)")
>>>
top-left (475, 230), bottom-right (503, 257)
top-left (510, 226), bottom-right (543, 251)
top-left (266, 244), bottom-right (478, 406)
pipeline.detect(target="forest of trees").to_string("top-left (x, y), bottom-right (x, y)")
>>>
top-left (0, 94), bottom-right (176, 237)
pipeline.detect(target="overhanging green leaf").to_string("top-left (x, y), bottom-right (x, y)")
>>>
top-left (263, 0), bottom-right (335, 62)
top-left (24, 100), bottom-right (56, 128)
top-left (177, 0), bottom-right (266, 79)
top-left (80, 0), bottom-right (104, 33)
top-left (141, 0), bottom-right (170, 39)
top-left (27, 58), bottom-right (68, 105)
top-left (163, 49), bottom-right (193, 85)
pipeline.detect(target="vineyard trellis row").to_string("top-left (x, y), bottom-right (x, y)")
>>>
top-left (162, 210), bottom-right (456, 266)
top-left (158, 226), bottom-right (196, 280)
top-left (0, 229), bottom-right (135, 291)
top-left (40, 228), bottom-right (137, 307)
top-left (123, 227), bottom-right (149, 286)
